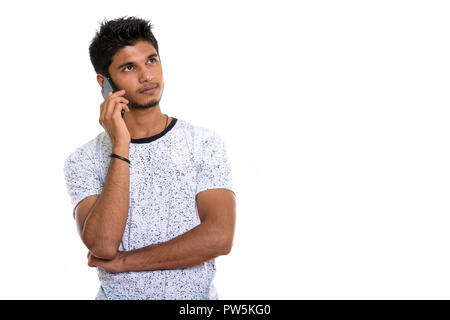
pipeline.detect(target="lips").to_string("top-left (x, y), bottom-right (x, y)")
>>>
top-left (139, 85), bottom-right (158, 94)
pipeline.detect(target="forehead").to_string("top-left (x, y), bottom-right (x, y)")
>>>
top-left (111, 40), bottom-right (158, 65)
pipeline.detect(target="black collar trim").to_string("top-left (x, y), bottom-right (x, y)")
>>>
top-left (130, 117), bottom-right (177, 144)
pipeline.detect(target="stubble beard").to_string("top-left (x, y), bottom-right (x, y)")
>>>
top-left (129, 97), bottom-right (161, 109)
top-left (130, 84), bottom-right (164, 110)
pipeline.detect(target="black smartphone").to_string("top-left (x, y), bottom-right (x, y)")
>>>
top-left (102, 77), bottom-right (125, 118)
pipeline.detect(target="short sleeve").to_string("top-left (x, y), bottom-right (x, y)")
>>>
top-left (64, 147), bottom-right (103, 215)
top-left (196, 130), bottom-right (234, 196)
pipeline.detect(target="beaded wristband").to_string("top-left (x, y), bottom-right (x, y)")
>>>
top-left (110, 153), bottom-right (130, 164)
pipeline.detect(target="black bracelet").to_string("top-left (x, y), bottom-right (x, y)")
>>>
top-left (110, 153), bottom-right (131, 164)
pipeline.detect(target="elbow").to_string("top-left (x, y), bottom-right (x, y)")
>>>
top-left (217, 237), bottom-right (233, 256)
top-left (89, 245), bottom-right (118, 260)
top-left (83, 236), bottom-right (118, 260)
top-left (81, 227), bottom-right (119, 260)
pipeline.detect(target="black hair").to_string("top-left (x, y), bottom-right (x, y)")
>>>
top-left (89, 16), bottom-right (159, 77)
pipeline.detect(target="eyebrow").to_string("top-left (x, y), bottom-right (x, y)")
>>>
top-left (117, 53), bottom-right (159, 70)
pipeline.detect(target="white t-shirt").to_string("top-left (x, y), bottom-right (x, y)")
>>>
top-left (63, 117), bottom-right (234, 300)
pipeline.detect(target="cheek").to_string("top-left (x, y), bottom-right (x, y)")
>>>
top-left (122, 80), bottom-right (139, 95)
top-left (158, 75), bottom-right (164, 90)
top-left (156, 67), bottom-right (163, 80)
top-left (114, 77), bottom-right (133, 91)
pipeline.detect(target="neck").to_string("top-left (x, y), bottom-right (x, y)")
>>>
top-left (123, 104), bottom-right (168, 139)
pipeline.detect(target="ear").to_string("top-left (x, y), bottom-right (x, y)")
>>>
top-left (96, 74), bottom-right (105, 88)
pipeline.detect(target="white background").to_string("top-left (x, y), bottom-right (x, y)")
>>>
top-left (0, 0), bottom-right (449, 299)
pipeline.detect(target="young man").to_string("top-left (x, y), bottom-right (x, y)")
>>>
top-left (63, 16), bottom-right (236, 300)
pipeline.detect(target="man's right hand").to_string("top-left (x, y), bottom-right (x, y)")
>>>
top-left (99, 89), bottom-right (131, 147)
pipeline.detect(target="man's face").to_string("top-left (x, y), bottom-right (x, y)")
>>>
top-left (107, 40), bottom-right (163, 109)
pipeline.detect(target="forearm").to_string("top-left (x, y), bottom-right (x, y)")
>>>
top-left (82, 144), bottom-right (130, 258)
top-left (119, 220), bottom-right (230, 272)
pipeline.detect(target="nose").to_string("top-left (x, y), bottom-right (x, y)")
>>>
top-left (139, 68), bottom-right (153, 83)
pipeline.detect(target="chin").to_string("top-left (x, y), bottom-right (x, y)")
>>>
top-left (130, 97), bottom-right (161, 109)
top-left (130, 85), bottom-right (164, 109)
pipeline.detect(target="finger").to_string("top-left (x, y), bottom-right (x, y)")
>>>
top-left (109, 89), bottom-right (126, 98)
top-left (106, 97), bottom-right (129, 119)
top-left (102, 90), bottom-right (125, 112)
top-left (110, 96), bottom-right (129, 105)
top-left (100, 91), bottom-right (127, 125)
top-left (112, 101), bottom-right (128, 119)
top-left (100, 92), bottom-right (115, 123)
top-left (100, 101), bottom-right (107, 125)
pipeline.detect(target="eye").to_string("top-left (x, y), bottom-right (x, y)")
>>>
top-left (147, 58), bottom-right (157, 64)
top-left (123, 65), bottom-right (134, 72)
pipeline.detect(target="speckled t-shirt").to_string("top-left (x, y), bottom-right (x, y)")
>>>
top-left (63, 117), bottom-right (234, 300)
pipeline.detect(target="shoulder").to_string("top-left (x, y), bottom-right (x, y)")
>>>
top-left (64, 131), bottom-right (110, 171)
top-left (174, 118), bottom-right (222, 144)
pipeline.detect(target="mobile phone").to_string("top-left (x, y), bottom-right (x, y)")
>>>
top-left (102, 77), bottom-right (125, 118)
